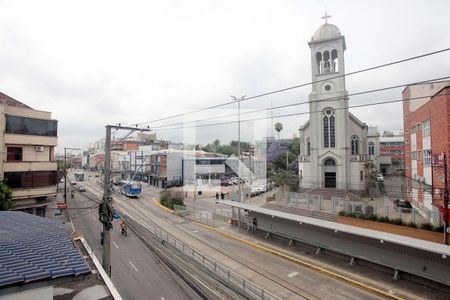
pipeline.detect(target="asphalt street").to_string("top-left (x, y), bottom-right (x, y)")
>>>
top-left (67, 182), bottom-right (203, 300)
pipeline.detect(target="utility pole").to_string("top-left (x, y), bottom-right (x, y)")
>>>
top-left (64, 147), bottom-right (80, 204)
top-left (100, 124), bottom-right (151, 276)
top-left (231, 95), bottom-right (245, 228)
top-left (443, 153), bottom-right (449, 245)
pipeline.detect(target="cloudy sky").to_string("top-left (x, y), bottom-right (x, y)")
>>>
top-left (0, 0), bottom-right (449, 152)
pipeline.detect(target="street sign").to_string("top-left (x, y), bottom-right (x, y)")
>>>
top-left (57, 202), bottom-right (68, 209)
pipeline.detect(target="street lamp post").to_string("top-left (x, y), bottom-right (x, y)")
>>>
top-left (231, 95), bottom-right (246, 228)
top-left (64, 147), bottom-right (80, 204)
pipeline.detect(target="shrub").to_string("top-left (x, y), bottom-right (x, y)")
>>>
top-left (434, 225), bottom-right (444, 233)
top-left (377, 216), bottom-right (390, 223)
top-left (421, 222), bottom-right (434, 231)
top-left (407, 222), bottom-right (417, 228)
top-left (366, 214), bottom-right (378, 221)
top-left (392, 218), bottom-right (404, 226)
top-left (338, 211), bottom-right (346, 216)
top-left (160, 190), bottom-right (185, 210)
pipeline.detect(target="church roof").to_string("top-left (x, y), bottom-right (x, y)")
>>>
top-left (312, 23), bottom-right (342, 41)
top-left (0, 91), bottom-right (32, 109)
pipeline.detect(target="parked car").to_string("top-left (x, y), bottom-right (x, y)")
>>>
top-left (376, 174), bottom-right (384, 182)
top-left (78, 185), bottom-right (86, 192)
top-left (394, 198), bottom-right (412, 212)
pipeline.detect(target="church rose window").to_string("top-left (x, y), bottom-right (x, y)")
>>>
top-left (323, 109), bottom-right (335, 148)
top-left (351, 135), bottom-right (359, 155)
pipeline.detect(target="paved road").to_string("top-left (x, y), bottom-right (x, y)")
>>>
top-left (67, 185), bottom-right (203, 300)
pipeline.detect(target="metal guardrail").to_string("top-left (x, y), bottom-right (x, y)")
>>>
top-left (127, 207), bottom-right (281, 300)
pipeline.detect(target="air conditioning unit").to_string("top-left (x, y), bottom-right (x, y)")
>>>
top-left (35, 146), bottom-right (44, 152)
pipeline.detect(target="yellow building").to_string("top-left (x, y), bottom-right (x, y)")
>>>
top-left (0, 92), bottom-right (58, 216)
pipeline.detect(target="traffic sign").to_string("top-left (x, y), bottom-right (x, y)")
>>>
top-left (446, 227), bottom-right (450, 234)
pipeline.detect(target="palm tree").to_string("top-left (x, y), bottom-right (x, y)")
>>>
top-left (274, 122), bottom-right (283, 140)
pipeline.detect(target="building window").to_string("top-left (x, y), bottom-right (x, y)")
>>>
top-left (5, 115), bottom-right (58, 137)
top-left (307, 137), bottom-right (311, 155)
top-left (351, 135), bottom-right (359, 155)
top-left (410, 126), bottom-right (417, 134)
top-left (411, 151), bottom-right (417, 160)
top-left (422, 120), bottom-right (430, 137)
top-left (424, 150), bottom-right (432, 166)
top-left (360, 170), bottom-right (363, 181)
top-left (4, 171), bottom-right (57, 189)
top-left (323, 109), bottom-right (335, 148)
top-left (368, 142), bottom-right (375, 156)
top-left (7, 147), bottom-right (23, 161)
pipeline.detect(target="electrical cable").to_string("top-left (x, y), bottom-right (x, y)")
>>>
top-left (148, 76), bottom-right (450, 130)
top-left (135, 48), bottom-right (450, 126)
top-left (150, 93), bottom-right (450, 132)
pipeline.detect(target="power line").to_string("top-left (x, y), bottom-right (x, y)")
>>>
top-left (149, 76), bottom-right (450, 130)
top-left (150, 93), bottom-right (450, 132)
top-left (135, 47), bottom-right (450, 126)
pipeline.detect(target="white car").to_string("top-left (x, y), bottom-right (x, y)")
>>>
top-left (376, 174), bottom-right (384, 182)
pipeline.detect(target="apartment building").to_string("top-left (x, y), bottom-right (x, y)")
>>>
top-left (403, 82), bottom-right (450, 224)
top-left (0, 92), bottom-right (58, 216)
top-left (379, 133), bottom-right (405, 174)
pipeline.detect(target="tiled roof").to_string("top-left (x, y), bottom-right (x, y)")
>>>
top-left (0, 211), bottom-right (90, 288)
top-left (0, 91), bottom-right (32, 109)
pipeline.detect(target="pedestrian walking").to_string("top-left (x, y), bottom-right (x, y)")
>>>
top-left (252, 218), bottom-right (257, 233)
top-left (220, 192), bottom-right (225, 200)
top-left (216, 192), bottom-right (219, 201)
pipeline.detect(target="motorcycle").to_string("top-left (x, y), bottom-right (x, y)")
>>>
top-left (121, 226), bottom-right (128, 237)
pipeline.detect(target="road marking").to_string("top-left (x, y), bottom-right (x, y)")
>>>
top-left (288, 271), bottom-right (299, 278)
top-left (113, 241), bottom-right (119, 249)
top-left (192, 230), bottom-right (199, 233)
top-left (129, 260), bottom-right (139, 272)
top-left (161, 297), bottom-right (165, 300)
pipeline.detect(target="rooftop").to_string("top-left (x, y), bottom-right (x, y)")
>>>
top-left (0, 211), bottom-right (90, 288)
top-left (0, 91), bottom-right (32, 109)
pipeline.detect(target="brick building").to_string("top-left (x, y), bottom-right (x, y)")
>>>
top-left (379, 133), bottom-right (405, 174)
top-left (402, 82), bottom-right (450, 225)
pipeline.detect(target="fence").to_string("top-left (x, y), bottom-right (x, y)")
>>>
top-left (275, 191), bottom-right (440, 226)
top-left (125, 209), bottom-right (280, 300)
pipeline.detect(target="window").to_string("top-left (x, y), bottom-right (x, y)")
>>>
top-left (410, 126), bottom-right (417, 134)
top-left (351, 136), bottom-right (359, 155)
top-left (323, 109), bottom-right (335, 148)
top-left (4, 171), bottom-right (57, 189)
top-left (411, 151), bottom-right (417, 160)
top-left (368, 142), bottom-right (375, 155)
top-left (7, 147), bottom-right (23, 161)
top-left (424, 150), bottom-right (432, 166)
top-left (360, 170), bottom-right (363, 181)
top-left (5, 115), bottom-right (57, 137)
top-left (422, 120), bottom-right (430, 137)
top-left (307, 137), bottom-right (311, 155)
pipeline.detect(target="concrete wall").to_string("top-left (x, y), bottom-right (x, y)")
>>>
top-left (0, 286), bottom-right (52, 300)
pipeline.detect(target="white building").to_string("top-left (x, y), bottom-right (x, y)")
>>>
top-left (298, 19), bottom-right (379, 191)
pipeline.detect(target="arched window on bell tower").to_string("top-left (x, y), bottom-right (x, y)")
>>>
top-left (323, 108), bottom-right (335, 148)
top-left (351, 135), bottom-right (359, 155)
top-left (316, 52), bottom-right (323, 74)
top-left (331, 49), bottom-right (338, 72)
top-left (323, 51), bottom-right (330, 73)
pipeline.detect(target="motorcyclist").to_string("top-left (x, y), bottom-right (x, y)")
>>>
top-left (120, 220), bottom-right (128, 236)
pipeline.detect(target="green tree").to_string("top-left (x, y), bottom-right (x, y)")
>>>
top-left (0, 181), bottom-right (13, 211)
top-left (270, 170), bottom-right (299, 193)
top-left (274, 122), bottom-right (283, 140)
top-left (289, 137), bottom-right (300, 156)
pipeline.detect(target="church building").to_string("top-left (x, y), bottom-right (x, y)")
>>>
top-left (298, 16), bottom-right (379, 191)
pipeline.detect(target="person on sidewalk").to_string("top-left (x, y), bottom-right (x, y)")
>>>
top-left (252, 218), bottom-right (257, 233)
top-left (216, 192), bottom-right (219, 201)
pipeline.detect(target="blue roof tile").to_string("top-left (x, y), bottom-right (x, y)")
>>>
top-left (0, 211), bottom-right (90, 288)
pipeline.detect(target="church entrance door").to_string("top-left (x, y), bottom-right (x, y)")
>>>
top-left (324, 172), bottom-right (336, 188)
top-left (323, 158), bottom-right (336, 188)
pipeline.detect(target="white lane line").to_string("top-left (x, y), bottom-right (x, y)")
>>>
top-left (288, 271), bottom-right (299, 278)
top-left (113, 241), bottom-right (119, 249)
top-left (129, 260), bottom-right (139, 272)
top-left (161, 297), bottom-right (165, 300)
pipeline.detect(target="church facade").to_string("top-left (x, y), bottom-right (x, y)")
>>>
top-left (298, 20), bottom-right (379, 191)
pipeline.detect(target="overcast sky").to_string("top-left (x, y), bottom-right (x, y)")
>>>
top-left (1, 0), bottom-right (449, 153)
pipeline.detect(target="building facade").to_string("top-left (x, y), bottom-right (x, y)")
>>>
top-left (298, 21), bottom-right (379, 191)
top-left (0, 92), bottom-right (58, 216)
top-left (403, 82), bottom-right (450, 224)
top-left (379, 133), bottom-right (405, 174)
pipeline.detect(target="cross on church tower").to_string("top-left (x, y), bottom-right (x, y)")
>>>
top-left (321, 12), bottom-right (331, 24)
